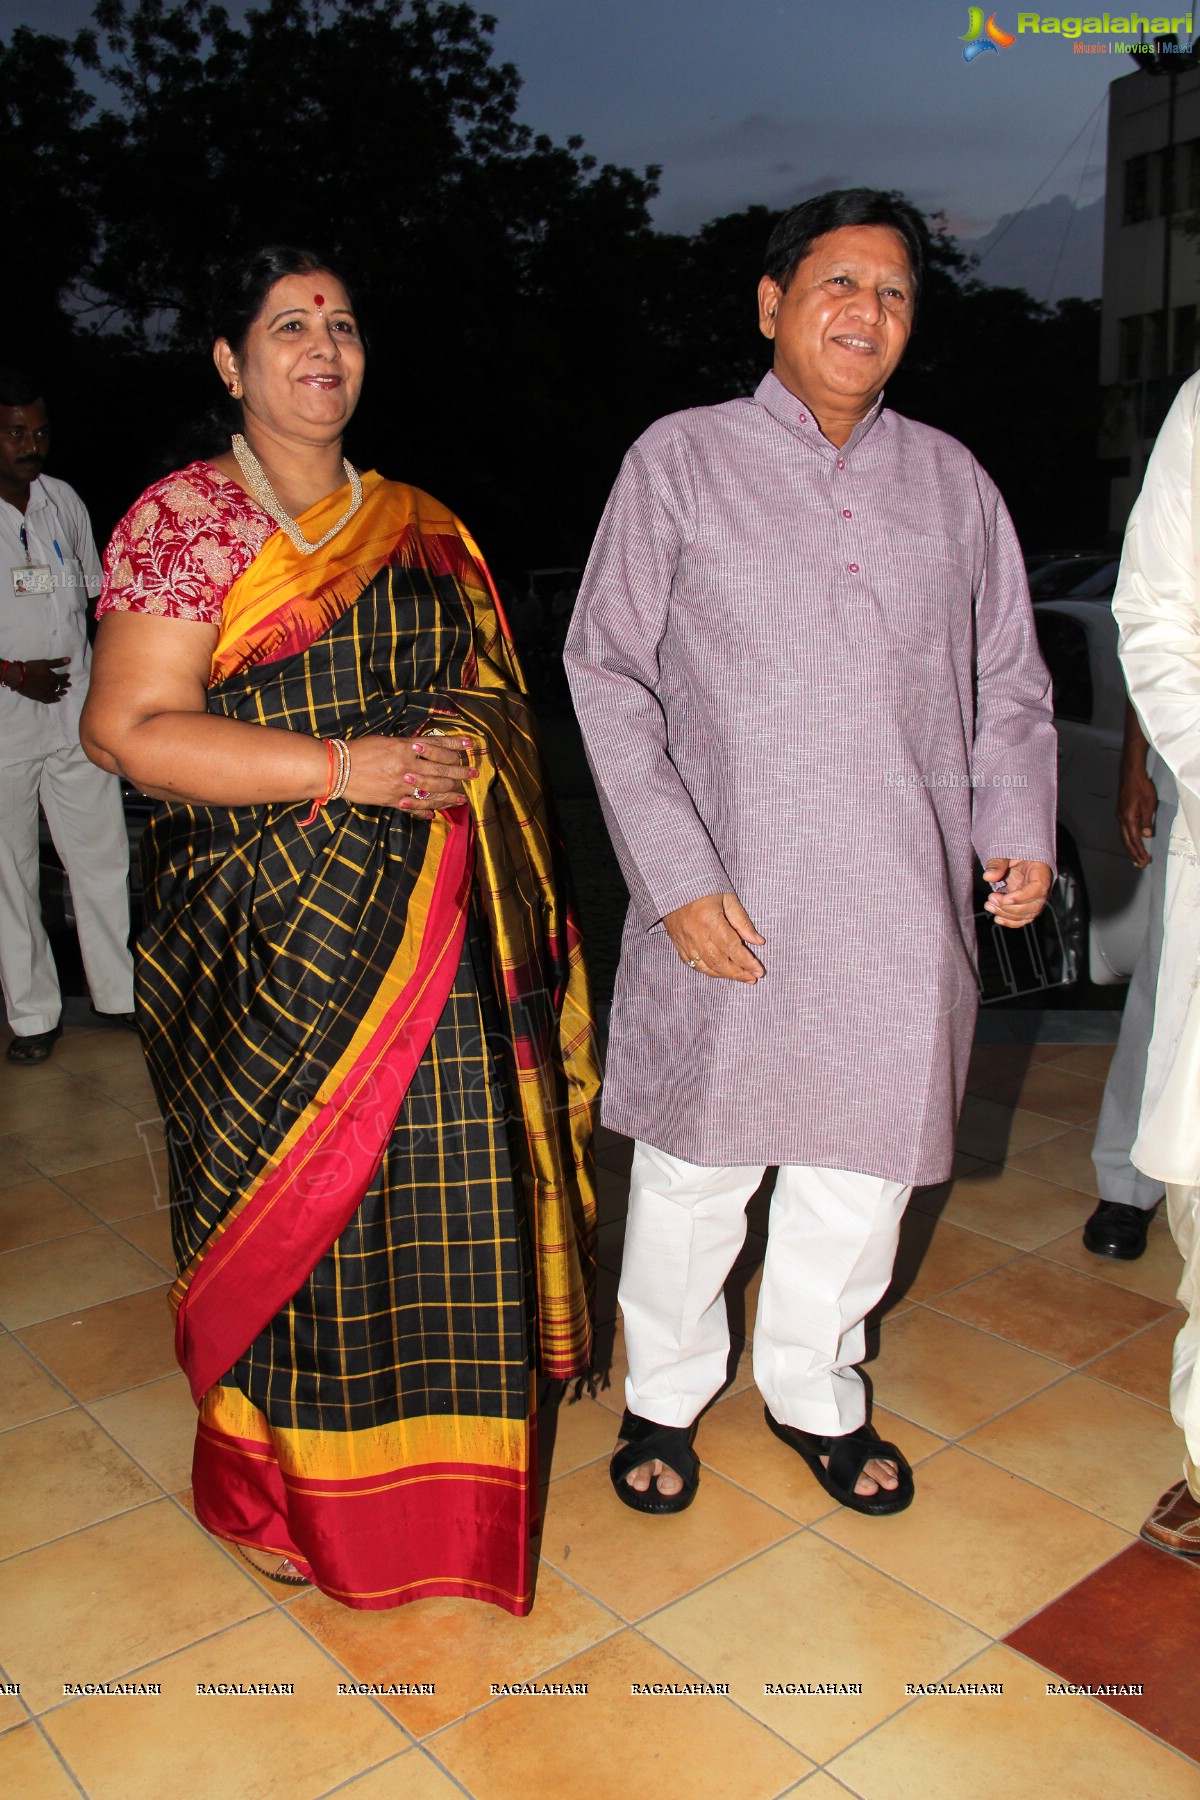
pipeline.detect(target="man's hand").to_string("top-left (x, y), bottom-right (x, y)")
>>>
top-left (982, 858), bottom-right (1053, 929)
top-left (662, 891), bottom-right (765, 982)
top-left (1117, 762), bottom-right (1157, 868)
top-left (14, 657), bottom-right (71, 704)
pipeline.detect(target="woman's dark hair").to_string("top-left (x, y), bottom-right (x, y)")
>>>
top-left (211, 244), bottom-right (353, 354)
top-left (763, 189), bottom-right (930, 303)
top-left (0, 368), bottom-right (44, 408)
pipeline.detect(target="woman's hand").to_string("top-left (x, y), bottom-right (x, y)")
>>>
top-left (344, 736), bottom-right (478, 817)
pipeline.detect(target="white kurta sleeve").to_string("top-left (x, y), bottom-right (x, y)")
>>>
top-left (1113, 373), bottom-right (1200, 811)
top-left (564, 445), bottom-right (732, 928)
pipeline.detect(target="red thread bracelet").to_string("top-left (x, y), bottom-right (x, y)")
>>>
top-left (300, 740), bottom-right (337, 827)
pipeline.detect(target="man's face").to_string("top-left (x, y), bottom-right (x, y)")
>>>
top-left (757, 224), bottom-right (915, 425)
top-left (0, 400), bottom-right (50, 491)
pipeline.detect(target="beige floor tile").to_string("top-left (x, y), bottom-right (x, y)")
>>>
top-left (16, 1285), bottom-right (175, 1401)
top-left (1086, 1311), bottom-right (1182, 1406)
top-left (4, 1095), bottom-right (152, 1178)
top-left (0, 1497), bottom-right (269, 1712)
top-left (788, 1777), bottom-right (860, 1798)
top-left (1006, 1126), bottom-right (1101, 1198)
top-left (538, 1458), bottom-right (795, 1621)
top-left (643, 1532), bottom-right (986, 1761)
top-left (974, 1062), bottom-right (1105, 1126)
top-left (829, 1642), bottom-right (1200, 1800)
top-left (0, 1228), bottom-right (163, 1330)
top-left (89, 1373), bottom-right (197, 1492)
top-left (864, 1307), bottom-right (1065, 1438)
top-left (539, 1392), bottom-right (621, 1482)
top-left (0, 1334), bottom-right (71, 1432)
top-left (965, 1041), bottom-right (1043, 1092)
top-left (955, 1097), bottom-right (1068, 1163)
top-left (930, 1256), bottom-right (1170, 1366)
top-left (886, 1216), bottom-right (1014, 1306)
top-left (331, 1751), bottom-right (464, 1799)
top-left (1039, 1221), bottom-right (1184, 1306)
top-left (83, 1060), bottom-right (161, 1117)
top-left (433, 1629), bottom-right (810, 1799)
top-left (42, 1610), bottom-right (408, 1800)
top-left (0, 1073), bottom-right (112, 1138)
top-left (911, 1162), bottom-right (1095, 1250)
top-left (0, 1724), bottom-right (79, 1798)
top-left (112, 1209), bottom-right (174, 1272)
top-left (816, 1447), bottom-right (1126, 1637)
top-left (0, 1139), bottom-right (38, 1190)
top-left (55, 1153), bottom-right (165, 1223)
top-left (0, 1690), bottom-right (28, 1734)
top-left (962, 1373), bottom-right (1184, 1532)
top-left (1042, 1043), bottom-right (1117, 1081)
top-left (0, 1409), bottom-right (158, 1558)
top-left (695, 1386), bottom-right (839, 1524)
top-left (290, 1561), bottom-right (617, 1737)
top-left (0, 1179), bottom-right (97, 1254)
top-left (50, 1029), bottom-right (146, 1078)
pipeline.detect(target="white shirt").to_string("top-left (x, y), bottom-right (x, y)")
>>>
top-left (1113, 371), bottom-right (1200, 1184)
top-left (0, 474), bottom-right (102, 766)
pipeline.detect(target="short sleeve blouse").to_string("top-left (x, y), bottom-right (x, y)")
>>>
top-left (97, 462), bottom-right (276, 625)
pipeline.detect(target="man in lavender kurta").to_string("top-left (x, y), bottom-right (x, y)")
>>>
top-left (564, 190), bottom-right (1057, 1517)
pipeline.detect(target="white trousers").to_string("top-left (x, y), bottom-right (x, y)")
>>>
top-left (0, 745), bottom-right (134, 1036)
top-left (619, 1141), bottom-right (912, 1437)
top-left (1166, 1181), bottom-right (1200, 1499)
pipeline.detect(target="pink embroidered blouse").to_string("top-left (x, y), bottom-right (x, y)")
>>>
top-left (97, 462), bottom-right (276, 625)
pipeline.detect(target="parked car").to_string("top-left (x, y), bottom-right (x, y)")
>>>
top-left (1028, 553), bottom-right (1117, 602)
top-left (1031, 597), bottom-right (1147, 985)
top-left (38, 780), bottom-right (151, 942)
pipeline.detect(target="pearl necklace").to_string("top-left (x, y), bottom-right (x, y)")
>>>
top-left (231, 433), bottom-right (363, 555)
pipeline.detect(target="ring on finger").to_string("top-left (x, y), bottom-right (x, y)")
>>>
top-left (688, 956), bottom-right (701, 968)
top-left (412, 788), bottom-right (430, 800)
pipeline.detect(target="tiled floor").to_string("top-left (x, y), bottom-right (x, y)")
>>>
top-left (1, 1024), bottom-right (1197, 1798)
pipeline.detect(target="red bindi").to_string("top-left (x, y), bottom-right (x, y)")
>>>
top-left (313, 294), bottom-right (325, 308)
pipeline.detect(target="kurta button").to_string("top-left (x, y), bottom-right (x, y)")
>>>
top-left (848, 563), bottom-right (859, 573)
top-left (798, 413), bottom-right (807, 423)
top-left (836, 459), bottom-right (845, 470)
top-left (842, 509), bottom-right (852, 519)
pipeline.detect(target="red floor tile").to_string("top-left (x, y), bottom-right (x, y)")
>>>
top-left (1005, 1538), bottom-right (1200, 1763)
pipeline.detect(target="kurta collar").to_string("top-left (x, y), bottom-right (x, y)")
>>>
top-left (754, 369), bottom-right (886, 457)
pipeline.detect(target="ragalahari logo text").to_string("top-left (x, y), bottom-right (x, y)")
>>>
top-left (962, 9), bottom-right (1017, 58)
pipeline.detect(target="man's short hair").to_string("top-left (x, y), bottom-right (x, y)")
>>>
top-left (764, 189), bottom-right (930, 302)
top-left (0, 369), bottom-right (44, 409)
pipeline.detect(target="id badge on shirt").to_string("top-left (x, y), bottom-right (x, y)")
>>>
top-left (12, 563), bottom-right (54, 596)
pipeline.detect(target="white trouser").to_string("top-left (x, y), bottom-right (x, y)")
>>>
top-left (619, 1141), bottom-right (912, 1438)
top-left (0, 745), bottom-right (134, 1036)
top-left (1166, 1181), bottom-right (1200, 1499)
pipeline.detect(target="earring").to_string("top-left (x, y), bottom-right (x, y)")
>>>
top-left (228, 379), bottom-right (239, 396)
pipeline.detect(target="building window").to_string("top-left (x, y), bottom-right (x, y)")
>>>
top-left (1123, 152), bottom-right (1154, 222)
top-left (1173, 304), bottom-right (1198, 375)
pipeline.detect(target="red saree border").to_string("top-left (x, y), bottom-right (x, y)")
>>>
top-left (173, 809), bottom-right (473, 1403)
top-left (192, 1397), bottom-right (537, 1614)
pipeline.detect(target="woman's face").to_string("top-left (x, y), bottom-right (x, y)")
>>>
top-left (215, 272), bottom-right (365, 443)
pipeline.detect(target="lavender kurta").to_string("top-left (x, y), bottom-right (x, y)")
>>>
top-left (564, 372), bottom-right (1057, 1184)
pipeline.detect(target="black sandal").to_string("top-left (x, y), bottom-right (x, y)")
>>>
top-left (610, 1409), bottom-right (699, 1514)
top-left (765, 1408), bottom-right (914, 1516)
top-left (5, 1023), bottom-right (62, 1065)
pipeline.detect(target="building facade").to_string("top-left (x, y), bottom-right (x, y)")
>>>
top-left (1102, 52), bottom-right (1200, 529)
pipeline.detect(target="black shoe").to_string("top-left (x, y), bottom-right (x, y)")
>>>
top-left (1083, 1199), bottom-right (1153, 1261)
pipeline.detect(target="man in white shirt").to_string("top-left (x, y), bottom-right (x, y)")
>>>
top-left (0, 371), bottom-right (134, 1063)
top-left (1112, 370), bottom-right (1200, 1557)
